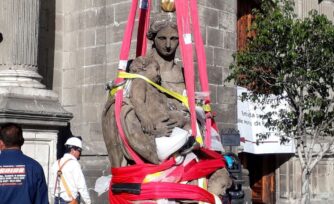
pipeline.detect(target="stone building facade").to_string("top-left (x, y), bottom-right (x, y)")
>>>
top-left (1, 0), bottom-right (333, 203)
top-left (38, 0), bottom-right (238, 202)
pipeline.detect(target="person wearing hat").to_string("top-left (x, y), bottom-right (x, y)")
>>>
top-left (49, 137), bottom-right (91, 204)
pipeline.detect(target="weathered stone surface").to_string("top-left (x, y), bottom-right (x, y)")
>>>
top-left (92, 0), bottom-right (106, 7)
top-left (84, 46), bottom-right (106, 66)
top-left (106, 23), bottom-right (126, 43)
top-left (219, 10), bottom-right (237, 32)
top-left (198, 6), bottom-right (219, 28)
top-left (114, 2), bottom-right (132, 23)
top-left (207, 27), bottom-right (224, 47)
top-left (96, 27), bottom-right (107, 46)
top-left (22, 129), bottom-right (59, 200)
top-left (62, 88), bottom-right (81, 106)
top-left (205, 46), bottom-right (214, 65)
top-left (83, 65), bottom-right (106, 84)
top-left (212, 103), bottom-right (237, 123)
top-left (209, 84), bottom-right (218, 104)
top-left (207, 0), bottom-right (236, 13)
top-left (63, 32), bottom-right (78, 51)
top-left (224, 31), bottom-right (237, 50)
top-left (217, 86), bottom-right (236, 105)
top-left (96, 7), bottom-right (107, 27)
top-left (83, 84), bottom-right (106, 103)
top-left (78, 29), bottom-right (96, 48)
top-left (64, 13), bottom-right (80, 32)
top-left (222, 67), bottom-right (234, 87)
top-left (106, 43), bottom-right (121, 63)
top-left (62, 69), bottom-right (77, 87)
top-left (207, 65), bottom-right (223, 85)
top-left (214, 48), bottom-right (234, 68)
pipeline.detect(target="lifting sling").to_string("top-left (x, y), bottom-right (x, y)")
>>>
top-left (109, 0), bottom-right (225, 203)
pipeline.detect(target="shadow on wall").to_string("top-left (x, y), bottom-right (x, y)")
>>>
top-left (57, 123), bottom-right (83, 159)
top-left (57, 123), bottom-right (73, 159)
top-left (38, 0), bottom-right (55, 90)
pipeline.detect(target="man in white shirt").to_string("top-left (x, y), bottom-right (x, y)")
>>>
top-left (50, 137), bottom-right (91, 204)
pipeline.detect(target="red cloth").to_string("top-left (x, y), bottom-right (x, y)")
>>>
top-left (109, 149), bottom-right (226, 203)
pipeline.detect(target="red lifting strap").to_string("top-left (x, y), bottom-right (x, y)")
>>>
top-left (136, 0), bottom-right (151, 57)
top-left (110, 0), bottom-right (227, 202)
top-left (109, 149), bottom-right (226, 203)
top-left (115, 0), bottom-right (144, 164)
top-left (175, 0), bottom-right (198, 137)
top-left (112, 157), bottom-right (177, 183)
top-left (110, 182), bottom-right (216, 203)
top-left (189, 0), bottom-right (215, 148)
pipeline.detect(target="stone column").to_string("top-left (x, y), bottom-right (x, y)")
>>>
top-left (319, 0), bottom-right (334, 21)
top-left (0, 0), bottom-right (45, 88)
top-left (294, 0), bottom-right (317, 18)
top-left (0, 0), bottom-right (72, 197)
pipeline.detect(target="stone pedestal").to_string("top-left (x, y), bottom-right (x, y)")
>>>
top-left (0, 0), bottom-right (72, 199)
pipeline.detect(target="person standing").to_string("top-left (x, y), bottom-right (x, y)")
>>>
top-left (0, 123), bottom-right (49, 204)
top-left (50, 137), bottom-right (91, 204)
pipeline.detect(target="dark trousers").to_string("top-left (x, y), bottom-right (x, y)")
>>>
top-left (54, 196), bottom-right (80, 204)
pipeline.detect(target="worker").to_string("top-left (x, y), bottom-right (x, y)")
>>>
top-left (50, 137), bottom-right (91, 204)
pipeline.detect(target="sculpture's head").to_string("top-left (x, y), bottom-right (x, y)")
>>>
top-left (129, 57), bottom-right (161, 84)
top-left (147, 13), bottom-right (179, 59)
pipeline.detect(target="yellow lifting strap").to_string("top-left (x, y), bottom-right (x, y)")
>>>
top-left (111, 72), bottom-right (211, 145)
top-left (117, 72), bottom-right (189, 108)
top-left (110, 85), bottom-right (123, 96)
top-left (110, 72), bottom-right (212, 112)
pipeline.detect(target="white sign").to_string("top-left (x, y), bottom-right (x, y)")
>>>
top-left (237, 86), bottom-right (295, 154)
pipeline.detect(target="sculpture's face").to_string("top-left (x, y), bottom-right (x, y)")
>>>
top-left (154, 26), bottom-right (179, 58)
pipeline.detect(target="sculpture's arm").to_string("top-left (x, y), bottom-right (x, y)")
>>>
top-left (129, 79), bottom-right (155, 133)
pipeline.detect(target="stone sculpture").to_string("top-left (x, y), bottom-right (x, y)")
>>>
top-left (102, 13), bottom-right (188, 167)
top-left (102, 12), bottom-right (232, 200)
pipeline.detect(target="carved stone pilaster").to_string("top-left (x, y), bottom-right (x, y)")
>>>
top-left (0, 0), bottom-right (72, 126)
top-left (0, 0), bottom-right (44, 88)
top-left (319, 0), bottom-right (334, 21)
top-left (0, 0), bottom-right (72, 193)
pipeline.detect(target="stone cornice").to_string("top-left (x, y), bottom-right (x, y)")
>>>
top-left (319, 0), bottom-right (334, 3)
top-left (0, 87), bottom-right (72, 127)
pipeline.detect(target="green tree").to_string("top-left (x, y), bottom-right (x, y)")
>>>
top-left (227, 0), bottom-right (334, 203)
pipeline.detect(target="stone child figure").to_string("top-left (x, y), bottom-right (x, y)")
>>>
top-left (127, 57), bottom-right (189, 136)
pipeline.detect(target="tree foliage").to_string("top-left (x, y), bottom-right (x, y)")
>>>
top-left (227, 0), bottom-right (334, 202)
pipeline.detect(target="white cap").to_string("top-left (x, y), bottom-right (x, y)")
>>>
top-left (65, 137), bottom-right (82, 149)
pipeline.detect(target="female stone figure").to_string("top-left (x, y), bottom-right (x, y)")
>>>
top-left (146, 12), bottom-right (185, 95)
top-left (101, 12), bottom-right (232, 200)
top-left (102, 13), bottom-right (188, 167)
